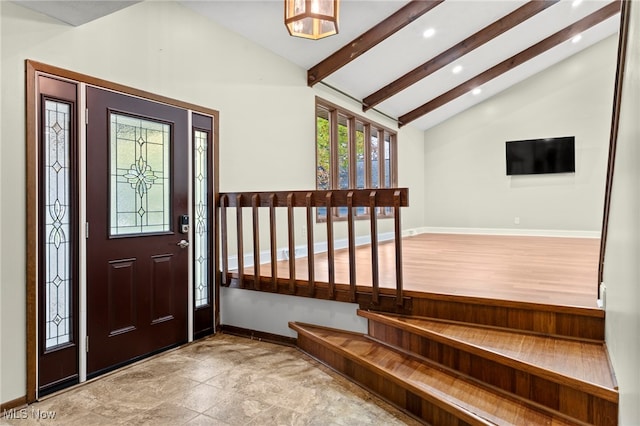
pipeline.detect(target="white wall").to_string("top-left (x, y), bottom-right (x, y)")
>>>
top-left (602, 1), bottom-right (640, 424)
top-left (422, 36), bottom-right (618, 235)
top-left (0, 1), bottom-right (425, 404)
top-left (220, 288), bottom-right (367, 338)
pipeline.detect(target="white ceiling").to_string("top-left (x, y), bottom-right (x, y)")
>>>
top-left (13, 0), bottom-right (620, 130)
top-left (13, 0), bottom-right (140, 26)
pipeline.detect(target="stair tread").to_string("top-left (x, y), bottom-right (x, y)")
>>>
top-left (293, 322), bottom-right (577, 426)
top-left (369, 312), bottom-right (616, 391)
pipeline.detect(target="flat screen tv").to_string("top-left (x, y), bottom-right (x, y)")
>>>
top-left (505, 136), bottom-right (575, 175)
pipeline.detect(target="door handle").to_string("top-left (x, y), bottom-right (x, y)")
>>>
top-left (177, 239), bottom-right (189, 248)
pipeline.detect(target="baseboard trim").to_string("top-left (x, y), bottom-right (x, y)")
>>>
top-left (421, 227), bottom-right (600, 239)
top-left (220, 324), bottom-right (297, 347)
top-left (224, 226), bottom-right (598, 271)
top-left (1, 395), bottom-right (28, 413)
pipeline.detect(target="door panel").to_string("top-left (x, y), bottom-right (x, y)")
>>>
top-left (150, 254), bottom-right (176, 323)
top-left (86, 87), bottom-right (189, 375)
top-left (107, 258), bottom-right (137, 335)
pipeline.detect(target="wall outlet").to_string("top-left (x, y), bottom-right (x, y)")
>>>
top-left (514, 216), bottom-right (520, 225)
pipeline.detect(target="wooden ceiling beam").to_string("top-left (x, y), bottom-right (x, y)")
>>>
top-left (398, 0), bottom-right (621, 127)
top-left (307, 0), bottom-right (444, 87)
top-left (362, 0), bottom-right (559, 112)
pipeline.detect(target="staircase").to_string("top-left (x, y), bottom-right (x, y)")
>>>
top-left (289, 307), bottom-right (618, 425)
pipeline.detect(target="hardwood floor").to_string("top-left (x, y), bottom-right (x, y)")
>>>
top-left (259, 233), bottom-right (600, 309)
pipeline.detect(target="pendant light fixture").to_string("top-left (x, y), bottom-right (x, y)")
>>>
top-left (285, 0), bottom-right (339, 40)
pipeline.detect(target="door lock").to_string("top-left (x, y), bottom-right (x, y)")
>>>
top-left (179, 215), bottom-right (189, 234)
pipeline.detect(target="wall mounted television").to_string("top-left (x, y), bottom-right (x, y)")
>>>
top-left (505, 136), bottom-right (575, 175)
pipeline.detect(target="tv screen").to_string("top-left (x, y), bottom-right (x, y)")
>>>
top-left (505, 136), bottom-right (575, 175)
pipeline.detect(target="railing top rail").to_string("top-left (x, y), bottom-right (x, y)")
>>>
top-left (219, 188), bottom-right (409, 208)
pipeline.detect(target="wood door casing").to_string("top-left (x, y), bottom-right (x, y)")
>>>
top-left (86, 87), bottom-right (189, 376)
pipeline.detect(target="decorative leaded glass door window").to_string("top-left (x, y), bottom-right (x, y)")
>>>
top-left (110, 113), bottom-right (171, 236)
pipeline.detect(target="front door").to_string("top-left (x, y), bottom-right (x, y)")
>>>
top-left (86, 87), bottom-right (189, 375)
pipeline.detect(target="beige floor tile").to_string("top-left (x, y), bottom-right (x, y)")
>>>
top-left (6, 334), bottom-right (419, 425)
top-left (184, 414), bottom-right (232, 426)
top-left (125, 402), bottom-right (199, 425)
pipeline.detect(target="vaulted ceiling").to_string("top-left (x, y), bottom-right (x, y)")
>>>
top-left (14, 0), bottom-right (621, 131)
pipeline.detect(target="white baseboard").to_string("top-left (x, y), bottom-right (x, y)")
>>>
top-left (421, 226), bottom-right (600, 239)
top-left (224, 226), bottom-right (599, 270)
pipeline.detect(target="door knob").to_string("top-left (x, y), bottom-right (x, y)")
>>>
top-left (177, 239), bottom-right (189, 248)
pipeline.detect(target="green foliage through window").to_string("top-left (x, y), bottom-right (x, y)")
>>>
top-left (315, 98), bottom-right (397, 220)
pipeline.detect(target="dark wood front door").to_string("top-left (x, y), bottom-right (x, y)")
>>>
top-left (86, 87), bottom-right (189, 375)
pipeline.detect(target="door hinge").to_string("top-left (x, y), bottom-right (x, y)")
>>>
top-left (85, 108), bottom-right (89, 125)
top-left (85, 222), bottom-right (89, 239)
top-left (85, 336), bottom-right (89, 353)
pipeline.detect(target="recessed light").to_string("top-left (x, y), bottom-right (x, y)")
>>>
top-left (472, 88), bottom-right (482, 96)
top-left (572, 34), bottom-right (582, 44)
top-left (423, 28), bottom-right (436, 38)
top-left (452, 65), bottom-right (463, 74)
top-left (572, 0), bottom-right (583, 7)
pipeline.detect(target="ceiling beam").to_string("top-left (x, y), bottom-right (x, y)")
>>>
top-left (307, 0), bottom-right (444, 87)
top-left (362, 0), bottom-right (559, 112)
top-left (398, 0), bottom-right (621, 127)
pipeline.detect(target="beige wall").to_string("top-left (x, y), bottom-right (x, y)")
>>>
top-left (422, 35), bottom-right (618, 235)
top-left (0, 1), bottom-right (424, 403)
top-left (602, 1), bottom-right (640, 424)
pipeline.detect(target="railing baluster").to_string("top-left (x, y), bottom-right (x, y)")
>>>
top-left (287, 193), bottom-right (296, 293)
top-left (218, 188), bottom-right (409, 303)
top-left (236, 193), bottom-right (244, 289)
top-left (252, 194), bottom-right (260, 290)
top-left (394, 190), bottom-right (404, 306)
top-left (269, 194), bottom-right (278, 290)
top-left (306, 192), bottom-right (315, 297)
top-left (220, 194), bottom-right (228, 286)
top-left (369, 191), bottom-right (379, 304)
top-left (326, 192), bottom-right (335, 299)
top-left (347, 191), bottom-right (356, 302)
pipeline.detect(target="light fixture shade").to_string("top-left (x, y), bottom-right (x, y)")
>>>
top-left (285, 0), bottom-right (339, 40)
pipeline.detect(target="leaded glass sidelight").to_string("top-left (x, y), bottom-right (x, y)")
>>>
top-left (44, 100), bottom-right (72, 349)
top-left (110, 113), bottom-right (171, 236)
top-left (194, 130), bottom-right (209, 308)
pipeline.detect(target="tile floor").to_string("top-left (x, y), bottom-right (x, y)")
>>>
top-left (1, 334), bottom-right (421, 425)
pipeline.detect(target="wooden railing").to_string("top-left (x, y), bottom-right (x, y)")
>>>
top-left (218, 188), bottom-right (409, 306)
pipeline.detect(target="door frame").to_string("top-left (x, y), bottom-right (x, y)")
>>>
top-left (26, 60), bottom-right (220, 402)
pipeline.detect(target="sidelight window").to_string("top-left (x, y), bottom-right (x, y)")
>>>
top-left (43, 99), bottom-right (73, 349)
top-left (193, 129), bottom-right (210, 308)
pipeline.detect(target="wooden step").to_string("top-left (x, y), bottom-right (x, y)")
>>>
top-left (290, 322), bottom-right (584, 426)
top-left (407, 291), bottom-right (605, 341)
top-left (359, 310), bottom-right (618, 426)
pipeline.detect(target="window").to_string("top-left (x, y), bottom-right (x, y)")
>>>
top-left (316, 98), bottom-right (397, 220)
